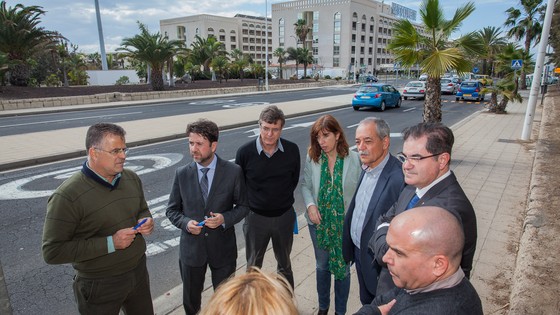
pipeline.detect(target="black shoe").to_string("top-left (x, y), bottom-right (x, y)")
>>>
top-left (317, 309), bottom-right (329, 315)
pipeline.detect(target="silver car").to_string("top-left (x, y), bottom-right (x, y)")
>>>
top-left (402, 81), bottom-right (426, 100)
top-left (440, 78), bottom-right (457, 95)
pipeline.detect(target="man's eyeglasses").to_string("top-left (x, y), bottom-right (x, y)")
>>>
top-left (95, 147), bottom-right (129, 156)
top-left (396, 152), bottom-right (441, 165)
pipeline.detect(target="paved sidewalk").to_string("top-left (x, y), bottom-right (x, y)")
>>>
top-left (1, 86), bottom-right (557, 315)
top-left (156, 91), bottom-right (544, 315)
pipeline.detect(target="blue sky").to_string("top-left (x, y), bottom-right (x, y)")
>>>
top-left (12, 0), bottom-right (520, 53)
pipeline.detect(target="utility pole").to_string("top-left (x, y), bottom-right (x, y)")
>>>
top-left (354, 22), bottom-right (360, 83)
top-left (521, 0), bottom-right (554, 140)
top-left (94, 0), bottom-right (108, 71)
top-left (265, 0), bottom-right (269, 91)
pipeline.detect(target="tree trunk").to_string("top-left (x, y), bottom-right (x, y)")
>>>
top-left (487, 91), bottom-right (499, 112)
top-left (150, 65), bottom-right (164, 91)
top-left (9, 64), bottom-right (30, 86)
top-left (495, 99), bottom-right (508, 114)
top-left (423, 76), bottom-right (442, 123)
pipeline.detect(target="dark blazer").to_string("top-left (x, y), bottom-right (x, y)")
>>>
top-left (166, 155), bottom-right (250, 267)
top-left (342, 154), bottom-right (405, 296)
top-left (371, 171), bottom-right (477, 294)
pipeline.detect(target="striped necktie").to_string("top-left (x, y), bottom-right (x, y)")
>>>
top-left (200, 168), bottom-right (209, 203)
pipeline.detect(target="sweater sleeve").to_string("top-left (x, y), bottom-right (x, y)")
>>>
top-left (42, 192), bottom-right (108, 264)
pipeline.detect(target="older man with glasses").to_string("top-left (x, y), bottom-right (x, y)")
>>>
top-left (370, 122), bottom-right (477, 296)
top-left (42, 122), bottom-right (154, 315)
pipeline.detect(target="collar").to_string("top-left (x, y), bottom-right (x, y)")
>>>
top-left (82, 161), bottom-right (122, 190)
top-left (196, 154), bottom-right (217, 171)
top-left (406, 268), bottom-right (465, 295)
top-left (256, 136), bottom-right (284, 155)
top-left (416, 169), bottom-right (451, 198)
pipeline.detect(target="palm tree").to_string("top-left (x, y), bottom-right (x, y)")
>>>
top-left (210, 55), bottom-right (229, 83)
top-left (273, 47), bottom-right (287, 79)
top-left (388, 0), bottom-right (483, 122)
top-left (299, 48), bottom-right (314, 78)
top-left (229, 48), bottom-right (250, 81)
top-left (504, 0), bottom-right (545, 89)
top-left (294, 19), bottom-right (311, 50)
top-left (476, 27), bottom-right (506, 76)
top-left (286, 47), bottom-right (300, 79)
top-left (485, 43), bottom-right (527, 113)
top-left (118, 22), bottom-right (184, 91)
top-left (0, 2), bottom-right (60, 86)
top-left (190, 35), bottom-right (227, 73)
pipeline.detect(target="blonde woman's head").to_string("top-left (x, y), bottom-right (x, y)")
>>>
top-left (200, 267), bottom-right (298, 315)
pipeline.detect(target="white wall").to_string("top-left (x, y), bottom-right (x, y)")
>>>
top-left (87, 70), bottom-right (141, 86)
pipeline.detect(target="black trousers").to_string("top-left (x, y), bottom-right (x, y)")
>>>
top-left (72, 255), bottom-right (153, 315)
top-left (179, 259), bottom-right (236, 315)
top-left (243, 209), bottom-right (295, 288)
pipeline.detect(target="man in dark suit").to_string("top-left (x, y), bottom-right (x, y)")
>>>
top-left (371, 122), bottom-right (477, 295)
top-left (342, 117), bottom-right (405, 305)
top-left (166, 119), bottom-right (250, 315)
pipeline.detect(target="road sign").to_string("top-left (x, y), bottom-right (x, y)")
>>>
top-left (511, 59), bottom-right (523, 70)
top-left (473, 67), bottom-right (479, 74)
top-left (394, 62), bottom-right (401, 70)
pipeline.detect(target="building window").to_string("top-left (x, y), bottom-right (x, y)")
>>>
top-left (333, 57), bottom-right (340, 67)
top-left (231, 36), bottom-right (236, 42)
top-left (279, 18), bottom-right (285, 48)
top-left (333, 34), bottom-right (340, 44)
top-left (333, 46), bottom-right (340, 55)
top-left (313, 47), bottom-right (318, 55)
top-left (219, 35), bottom-right (225, 42)
top-left (368, 58), bottom-right (372, 65)
top-left (177, 26), bottom-right (186, 40)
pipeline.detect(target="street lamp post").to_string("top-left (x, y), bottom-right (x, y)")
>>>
top-left (354, 22), bottom-right (360, 83)
top-left (265, 0), bottom-right (269, 91)
top-left (94, 0), bottom-right (108, 71)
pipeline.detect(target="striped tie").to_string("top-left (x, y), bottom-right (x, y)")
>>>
top-left (200, 168), bottom-right (209, 203)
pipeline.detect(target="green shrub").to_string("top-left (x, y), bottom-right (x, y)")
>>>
top-left (45, 74), bottom-right (61, 87)
top-left (324, 75), bottom-right (331, 79)
top-left (335, 76), bottom-right (342, 81)
top-left (115, 76), bottom-right (130, 85)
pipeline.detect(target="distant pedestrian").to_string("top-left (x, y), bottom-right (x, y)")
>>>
top-left (166, 119), bottom-right (250, 315)
top-left (371, 122), bottom-right (477, 295)
top-left (42, 122), bottom-right (154, 315)
top-left (354, 206), bottom-right (483, 315)
top-left (341, 117), bottom-right (405, 305)
top-left (235, 105), bottom-right (300, 288)
top-left (301, 114), bottom-right (361, 315)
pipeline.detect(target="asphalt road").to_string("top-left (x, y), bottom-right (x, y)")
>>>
top-left (0, 93), bottom-right (484, 314)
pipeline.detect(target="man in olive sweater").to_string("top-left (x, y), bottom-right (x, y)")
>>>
top-left (235, 105), bottom-right (300, 288)
top-left (42, 123), bottom-right (154, 315)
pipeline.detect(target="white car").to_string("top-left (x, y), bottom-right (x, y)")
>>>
top-left (418, 74), bottom-right (428, 81)
top-left (440, 78), bottom-right (457, 95)
top-left (402, 81), bottom-right (426, 100)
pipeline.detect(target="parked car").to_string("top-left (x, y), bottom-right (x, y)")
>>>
top-left (352, 83), bottom-right (401, 111)
top-left (456, 80), bottom-right (485, 102)
top-left (364, 75), bottom-right (378, 83)
top-left (418, 74), bottom-right (428, 81)
top-left (402, 81), bottom-right (426, 100)
top-left (440, 78), bottom-right (457, 95)
top-left (474, 74), bottom-right (493, 86)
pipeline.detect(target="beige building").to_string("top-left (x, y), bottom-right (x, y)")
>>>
top-left (272, 0), bottom-right (424, 78)
top-left (160, 14), bottom-right (272, 65)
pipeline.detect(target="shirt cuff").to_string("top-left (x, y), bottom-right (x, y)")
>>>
top-left (107, 236), bottom-right (115, 253)
top-left (377, 222), bottom-right (390, 230)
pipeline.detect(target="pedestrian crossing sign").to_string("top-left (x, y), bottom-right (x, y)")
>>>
top-left (511, 60), bottom-right (523, 70)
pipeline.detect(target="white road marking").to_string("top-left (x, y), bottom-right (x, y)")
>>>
top-left (0, 112), bottom-right (143, 128)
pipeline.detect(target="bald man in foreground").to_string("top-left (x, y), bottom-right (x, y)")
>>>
top-left (353, 206), bottom-right (482, 315)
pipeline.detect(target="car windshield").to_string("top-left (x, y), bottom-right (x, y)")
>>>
top-left (441, 79), bottom-right (451, 84)
top-left (407, 82), bottom-right (423, 87)
top-left (462, 82), bottom-right (477, 87)
top-left (358, 86), bottom-right (380, 93)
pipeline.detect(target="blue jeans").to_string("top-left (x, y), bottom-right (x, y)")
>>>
top-left (309, 224), bottom-right (350, 314)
